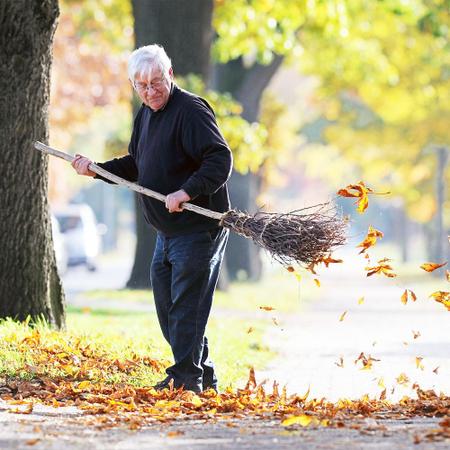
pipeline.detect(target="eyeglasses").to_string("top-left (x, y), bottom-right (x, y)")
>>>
top-left (134, 76), bottom-right (166, 92)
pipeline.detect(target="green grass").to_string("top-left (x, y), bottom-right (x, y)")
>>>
top-left (0, 310), bottom-right (272, 391)
top-left (82, 268), bottom-right (314, 313)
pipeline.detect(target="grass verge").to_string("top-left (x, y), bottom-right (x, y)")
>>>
top-left (0, 310), bottom-right (272, 391)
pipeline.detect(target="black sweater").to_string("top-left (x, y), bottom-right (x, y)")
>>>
top-left (95, 85), bottom-right (232, 236)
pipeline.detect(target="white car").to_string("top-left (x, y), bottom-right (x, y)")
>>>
top-left (51, 214), bottom-right (68, 275)
top-left (53, 204), bottom-right (104, 271)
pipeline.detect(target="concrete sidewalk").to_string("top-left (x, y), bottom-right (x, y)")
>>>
top-left (259, 255), bottom-right (450, 402)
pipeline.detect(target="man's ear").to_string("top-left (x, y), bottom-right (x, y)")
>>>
top-left (169, 67), bottom-right (174, 79)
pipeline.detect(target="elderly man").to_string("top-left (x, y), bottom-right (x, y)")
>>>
top-left (72, 44), bottom-right (232, 393)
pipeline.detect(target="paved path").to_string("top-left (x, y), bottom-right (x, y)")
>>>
top-left (260, 254), bottom-right (450, 402)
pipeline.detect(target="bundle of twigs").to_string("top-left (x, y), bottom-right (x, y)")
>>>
top-left (35, 141), bottom-right (347, 267)
top-left (221, 205), bottom-right (347, 267)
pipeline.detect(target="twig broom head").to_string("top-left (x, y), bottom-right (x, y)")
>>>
top-left (220, 202), bottom-right (348, 267)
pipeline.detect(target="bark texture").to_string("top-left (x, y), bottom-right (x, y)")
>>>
top-left (0, 0), bottom-right (65, 327)
top-left (127, 0), bottom-right (215, 289)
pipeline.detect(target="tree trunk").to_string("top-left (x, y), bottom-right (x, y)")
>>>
top-left (127, 0), bottom-right (216, 289)
top-left (0, 0), bottom-right (65, 327)
top-left (212, 56), bottom-right (283, 280)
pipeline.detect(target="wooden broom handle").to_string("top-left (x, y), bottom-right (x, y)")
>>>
top-left (34, 141), bottom-right (224, 221)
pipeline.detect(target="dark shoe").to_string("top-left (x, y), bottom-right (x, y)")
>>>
top-left (153, 376), bottom-right (202, 393)
top-left (153, 376), bottom-right (174, 391)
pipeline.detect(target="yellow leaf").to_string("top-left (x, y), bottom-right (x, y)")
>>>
top-left (420, 262), bottom-right (447, 272)
top-left (282, 414), bottom-right (313, 427)
top-left (78, 381), bottom-right (91, 390)
top-left (401, 290), bottom-right (408, 305)
top-left (339, 311), bottom-right (347, 322)
top-left (314, 278), bottom-right (321, 287)
top-left (358, 297), bottom-right (364, 305)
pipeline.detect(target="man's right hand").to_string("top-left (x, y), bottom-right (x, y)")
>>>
top-left (72, 154), bottom-right (96, 177)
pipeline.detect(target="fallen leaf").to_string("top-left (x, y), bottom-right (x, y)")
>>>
top-left (420, 262), bottom-right (447, 272)
top-left (259, 306), bottom-right (275, 311)
top-left (433, 366), bottom-right (439, 375)
top-left (446, 270), bottom-right (450, 282)
top-left (247, 327), bottom-right (254, 334)
top-left (167, 430), bottom-right (184, 437)
top-left (282, 414), bottom-right (314, 427)
top-left (412, 330), bottom-right (421, 339)
top-left (335, 356), bottom-right (344, 368)
top-left (287, 266), bottom-right (295, 272)
top-left (358, 297), bottom-right (365, 305)
top-left (314, 278), bottom-right (321, 287)
top-left (272, 317), bottom-right (279, 326)
top-left (339, 311), bottom-right (347, 322)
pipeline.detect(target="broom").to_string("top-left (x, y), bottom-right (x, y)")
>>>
top-left (35, 141), bottom-right (347, 267)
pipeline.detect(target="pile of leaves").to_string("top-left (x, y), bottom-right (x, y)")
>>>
top-left (0, 324), bottom-right (448, 436)
top-left (1, 367), bottom-right (449, 436)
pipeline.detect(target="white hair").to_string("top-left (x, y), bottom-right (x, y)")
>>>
top-left (128, 44), bottom-right (172, 82)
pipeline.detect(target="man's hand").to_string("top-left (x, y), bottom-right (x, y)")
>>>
top-left (71, 154), bottom-right (96, 177)
top-left (165, 189), bottom-right (191, 213)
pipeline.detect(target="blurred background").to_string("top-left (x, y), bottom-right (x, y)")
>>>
top-left (48, 0), bottom-right (449, 287)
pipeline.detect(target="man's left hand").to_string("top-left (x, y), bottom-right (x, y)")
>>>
top-left (165, 190), bottom-right (191, 213)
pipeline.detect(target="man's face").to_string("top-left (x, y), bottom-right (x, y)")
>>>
top-left (134, 67), bottom-right (173, 111)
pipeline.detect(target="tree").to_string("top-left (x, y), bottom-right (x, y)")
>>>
top-left (126, 0), bottom-right (215, 288)
top-left (0, 0), bottom-right (65, 327)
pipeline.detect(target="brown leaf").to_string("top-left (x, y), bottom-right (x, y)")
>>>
top-left (335, 356), bottom-right (344, 368)
top-left (337, 181), bottom-right (389, 214)
top-left (167, 430), bottom-right (184, 437)
top-left (259, 306), bottom-right (275, 311)
top-left (365, 259), bottom-right (397, 278)
top-left (412, 330), bottom-right (421, 339)
top-left (420, 262), bottom-right (447, 272)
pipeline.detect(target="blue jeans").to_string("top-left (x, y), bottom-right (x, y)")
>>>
top-left (150, 227), bottom-right (229, 392)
